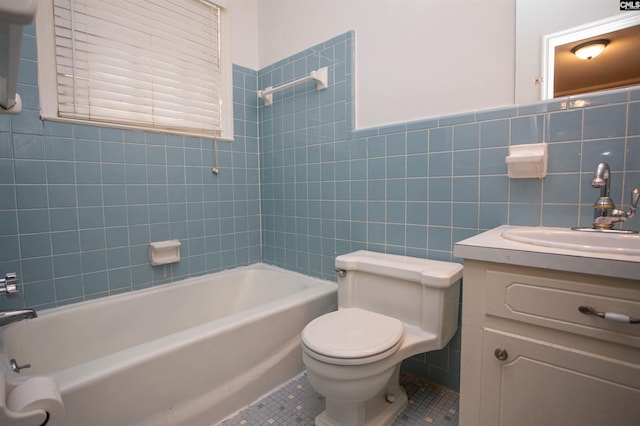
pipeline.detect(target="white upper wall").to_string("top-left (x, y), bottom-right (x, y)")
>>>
top-left (232, 0), bottom-right (516, 130)
top-left (229, 0), bottom-right (260, 70)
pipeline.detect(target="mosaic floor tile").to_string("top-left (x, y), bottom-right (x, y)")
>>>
top-left (218, 371), bottom-right (459, 426)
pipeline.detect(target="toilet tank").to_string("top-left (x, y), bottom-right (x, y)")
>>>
top-left (335, 250), bottom-right (462, 345)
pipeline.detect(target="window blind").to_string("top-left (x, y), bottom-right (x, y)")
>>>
top-left (52, 0), bottom-right (221, 137)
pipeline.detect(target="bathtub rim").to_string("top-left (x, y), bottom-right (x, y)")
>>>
top-left (15, 263), bottom-right (334, 320)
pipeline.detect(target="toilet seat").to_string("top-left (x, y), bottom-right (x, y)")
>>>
top-left (302, 308), bottom-right (405, 366)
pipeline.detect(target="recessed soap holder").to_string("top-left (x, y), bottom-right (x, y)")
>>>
top-left (149, 240), bottom-right (181, 266)
top-left (505, 143), bottom-right (548, 179)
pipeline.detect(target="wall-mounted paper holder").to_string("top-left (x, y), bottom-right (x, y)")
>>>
top-left (149, 240), bottom-right (181, 266)
top-left (505, 143), bottom-right (548, 179)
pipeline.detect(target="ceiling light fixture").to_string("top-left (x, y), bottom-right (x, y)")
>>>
top-left (571, 39), bottom-right (610, 60)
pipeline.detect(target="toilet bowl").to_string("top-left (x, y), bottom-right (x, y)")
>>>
top-left (301, 250), bottom-right (462, 426)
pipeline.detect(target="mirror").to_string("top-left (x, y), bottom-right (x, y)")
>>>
top-left (542, 14), bottom-right (640, 100)
top-left (515, 1), bottom-right (640, 104)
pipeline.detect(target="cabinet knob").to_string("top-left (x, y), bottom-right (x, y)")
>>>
top-left (494, 348), bottom-right (509, 361)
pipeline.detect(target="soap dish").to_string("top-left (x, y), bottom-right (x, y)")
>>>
top-left (149, 240), bottom-right (181, 266)
top-left (505, 143), bottom-right (548, 179)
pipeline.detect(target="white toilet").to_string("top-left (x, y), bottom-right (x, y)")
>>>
top-left (301, 250), bottom-right (462, 426)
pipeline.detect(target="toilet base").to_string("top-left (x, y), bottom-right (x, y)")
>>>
top-left (314, 385), bottom-right (408, 426)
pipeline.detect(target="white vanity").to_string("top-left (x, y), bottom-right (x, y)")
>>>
top-left (454, 226), bottom-right (640, 426)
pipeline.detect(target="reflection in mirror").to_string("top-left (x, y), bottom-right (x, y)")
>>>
top-left (515, 1), bottom-right (639, 104)
top-left (543, 14), bottom-right (640, 99)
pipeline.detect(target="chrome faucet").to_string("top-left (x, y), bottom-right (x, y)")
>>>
top-left (591, 162), bottom-right (614, 220)
top-left (0, 309), bottom-right (37, 327)
top-left (588, 162), bottom-right (639, 231)
top-left (0, 272), bottom-right (18, 298)
top-left (0, 272), bottom-right (37, 327)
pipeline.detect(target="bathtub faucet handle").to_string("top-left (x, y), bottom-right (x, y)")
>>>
top-left (10, 358), bottom-right (31, 373)
top-left (0, 272), bottom-right (18, 298)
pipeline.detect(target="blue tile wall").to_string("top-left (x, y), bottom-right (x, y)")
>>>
top-left (0, 25), bottom-right (260, 311)
top-left (258, 32), bottom-right (355, 275)
top-left (258, 32), bottom-right (640, 391)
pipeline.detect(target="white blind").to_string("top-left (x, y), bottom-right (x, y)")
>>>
top-left (52, 0), bottom-right (222, 137)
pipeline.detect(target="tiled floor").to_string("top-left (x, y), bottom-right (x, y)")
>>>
top-left (219, 371), bottom-right (459, 425)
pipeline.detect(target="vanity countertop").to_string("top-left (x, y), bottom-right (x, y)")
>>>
top-left (454, 226), bottom-right (640, 281)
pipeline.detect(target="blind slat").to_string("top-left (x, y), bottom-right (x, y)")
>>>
top-left (52, 0), bottom-right (222, 137)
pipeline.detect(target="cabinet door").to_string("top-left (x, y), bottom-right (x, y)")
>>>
top-left (480, 329), bottom-right (640, 426)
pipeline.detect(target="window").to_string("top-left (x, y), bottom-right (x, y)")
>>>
top-left (36, 0), bottom-right (232, 139)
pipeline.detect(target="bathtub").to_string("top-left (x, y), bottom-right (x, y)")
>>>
top-left (0, 263), bottom-right (337, 425)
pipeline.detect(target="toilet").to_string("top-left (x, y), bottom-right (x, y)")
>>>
top-left (301, 250), bottom-right (462, 426)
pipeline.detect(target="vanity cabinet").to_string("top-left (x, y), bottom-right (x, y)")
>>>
top-left (459, 260), bottom-right (640, 426)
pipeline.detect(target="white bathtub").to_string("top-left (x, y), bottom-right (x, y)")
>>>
top-left (0, 264), bottom-right (337, 425)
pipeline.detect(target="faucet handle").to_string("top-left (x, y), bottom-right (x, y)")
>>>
top-left (604, 188), bottom-right (640, 226)
top-left (627, 188), bottom-right (639, 218)
top-left (0, 273), bottom-right (18, 298)
top-left (631, 188), bottom-right (639, 208)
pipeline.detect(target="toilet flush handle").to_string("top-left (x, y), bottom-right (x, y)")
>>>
top-left (335, 269), bottom-right (346, 278)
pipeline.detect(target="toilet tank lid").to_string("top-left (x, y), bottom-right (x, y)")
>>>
top-left (335, 250), bottom-right (462, 288)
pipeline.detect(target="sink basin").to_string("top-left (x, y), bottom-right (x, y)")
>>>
top-left (501, 226), bottom-right (640, 256)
